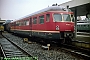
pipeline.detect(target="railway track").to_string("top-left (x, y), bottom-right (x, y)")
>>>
top-left (61, 43), bottom-right (90, 59)
top-left (27, 36), bottom-right (90, 60)
top-left (1, 32), bottom-right (90, 60)
top-left (0, 34), bottom-right (37, 60)
top-left (33, 37), bottom-right (90, 59)
top-left (49, 43), bottom-right (90, 60)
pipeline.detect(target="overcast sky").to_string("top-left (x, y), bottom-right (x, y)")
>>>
top-left (0, 0), bottom-right (71, 20)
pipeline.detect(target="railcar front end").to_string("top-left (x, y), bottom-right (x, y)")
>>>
top-left (46, 12), bottom-right (75, 44)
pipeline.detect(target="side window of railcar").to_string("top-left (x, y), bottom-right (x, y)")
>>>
top-left (26, 20), bottom-right (29, 25)
top-left (16, 22), bottom-right (19, 26)
top-left (11, 23), bottom-right (13, 26)
top-left (24, 20), bottom-right (29, 26)
top-left (19, 21), bottom-right (22, 26)
top-left (12, 22), bottom-right (15, 26)
top-left (23, 20), bottom-right (26, 26)
top-left (46, 14), bottom-right (50, 22)
top-left (18, 21), bottom-right (20, 26)
top-left (39, 15), bottom-right (44, 24)
top-left (33, 17), bottom-right (37, 24)
top-left (21, 21), bottom-right (24, 26)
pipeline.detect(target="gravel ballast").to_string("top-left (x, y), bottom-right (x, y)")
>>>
top-left (2, 33), bottom-right (84, 60)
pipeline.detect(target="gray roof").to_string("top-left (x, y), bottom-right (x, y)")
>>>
top-left (17, 6), bottom-right (70, 20)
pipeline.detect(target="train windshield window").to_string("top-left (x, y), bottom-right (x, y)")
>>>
top-left (63, 14), bottom-right (71, 22)
top-left (46, 14), bottom-right (50, 22)
top-left (53, 14), bottom-right (62, 22)
top-left (39, 15), bottom-right (44, 24)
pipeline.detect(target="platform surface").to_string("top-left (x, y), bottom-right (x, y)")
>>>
top-left (73, 32), bottom-right (90, 42)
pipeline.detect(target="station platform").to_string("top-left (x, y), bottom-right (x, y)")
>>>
top-left (74, 35), bottom-right (90, 42)
top-left (77, 32), bottom-right (90, 36)
top-left (72, 32), bottom-right (90, 49)
top-left (74, 32), bottom-right (90, 42)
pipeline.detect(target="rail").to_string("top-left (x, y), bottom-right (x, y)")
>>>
top-left (62, 43), bottom-right (90, 59)
top-left (0, 34), bottom-right (37, 60)
top-left (0, 44), bottom-right (6, 58)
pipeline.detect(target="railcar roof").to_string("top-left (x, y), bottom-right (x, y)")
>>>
top-left (15, 6), bottom-right (71, 21)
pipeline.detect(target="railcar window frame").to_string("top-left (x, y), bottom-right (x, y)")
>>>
top-left (19, 21), bottom-right (22, 26)
top-left (23, 20), bottom-right (29, 26)
top-left (26, 20), bottom-right (29, 25)
top-left (33, 17), bottom-right (37, 24)
top-left (39, 15), bottom-right (44, 24)
top-left (16, 21), bottom-right (19, 26)
top-left (23, 20), bottom-right (26, 26)
top-left (29, 18), bottom-right (32, 25)
top-left (46, 14), bottom-right (50, 22)
top-left (71, 14), bottom-right (74, 22)
top-left (21, 20), bottom-right (24, 26)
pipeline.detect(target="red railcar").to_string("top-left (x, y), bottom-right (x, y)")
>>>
top-left (10, 6), bottom-right (74, 43)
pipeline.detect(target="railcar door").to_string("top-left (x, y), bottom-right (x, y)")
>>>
top-left (29, 18), bottom-right (32, 36)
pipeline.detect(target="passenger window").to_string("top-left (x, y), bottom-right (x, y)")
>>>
top-left (24, 20), bottom-right (29, 26)
top-left (39, 15), bottom-right (44, 24)
top-left (46, 14), bottom-right (50, 22)
top-left (33, 17), bottom-right (37, 24)
top-left (26, 20), bottom-right (29, 25)
top-left (21, 21), bottom-right (24, 26)
top-left (12, 23), bottom-right (15, 26)
top-left (19, 21), bottom-right (22, 26)
top-left (16, 22), bottom-right (19, 26)
top-left (23, 20), bottom-right (26, 26)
